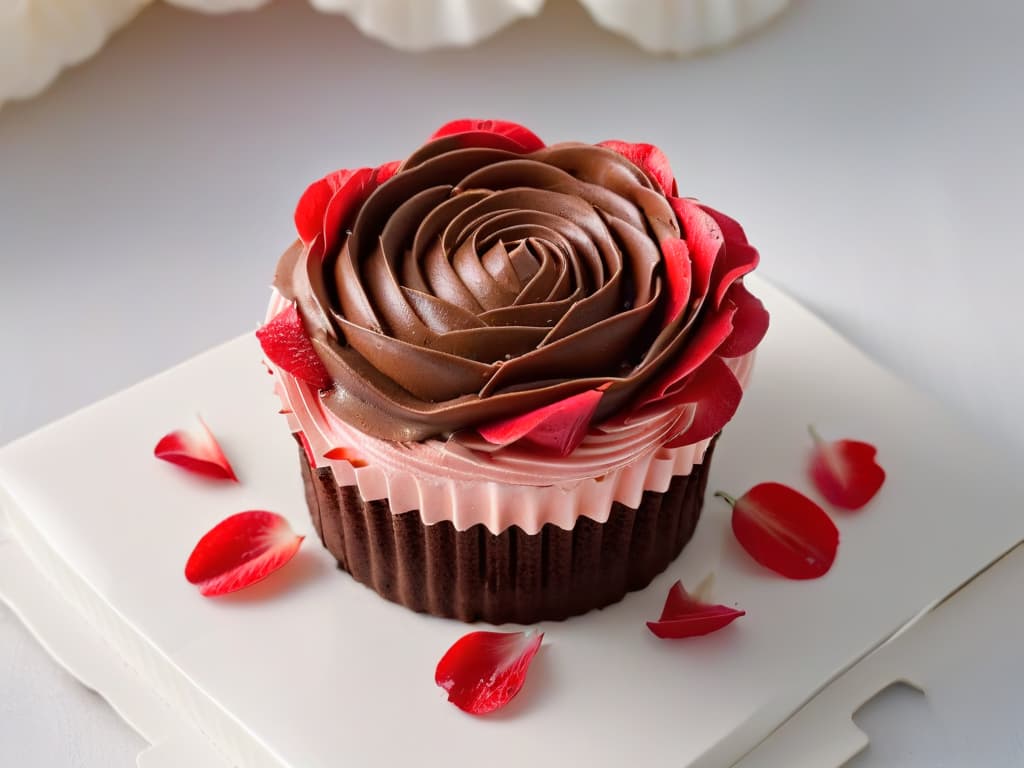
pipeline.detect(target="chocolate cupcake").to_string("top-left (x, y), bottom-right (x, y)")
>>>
top-left (258, 119), bottom-right (768, 624)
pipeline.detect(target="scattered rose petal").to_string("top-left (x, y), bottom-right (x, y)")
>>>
top-left (185, 511), bottom-right (304, 597)
top-left (435, 630), bottom-right (544, 715)
top-left (256, 303), bottom-right (333, 389)
top-left (646, 578), bottom-right (745, 639)
top-left (430, 118), bottom-right (545, 152)
top-left (477, 387), bottom-right (605, 457)
top-left (809, 426), bottom-right (886, 510)
top-left (717, 483), bottom-right (839, 579)
top-left (598, 140), bottom-right (677, 197)
top-left (154, 417), bottom-right (237, 481)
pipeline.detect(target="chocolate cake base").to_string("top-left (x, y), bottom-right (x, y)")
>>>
top-left (298, 439), bottom-right (716, 625)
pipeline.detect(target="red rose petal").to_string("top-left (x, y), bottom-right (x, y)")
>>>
top-left (713, 241), bottom-right (760, 309)
top-left (663, 356), bottom-right (744, 447)
top-left (435, 630), bottom-right (544, 715)
top-left (718, 483), bottom-right (839, 580)
top-left (670, 198), bottom-right (722, 311)
top-left (598, 140), bottom-right (677, 197)
top-left (660, 237), bottom-right (691, 324)
top-left (319, 166), bottom-right (375, 260)
top-left (185, 511), bottom-right (304, 597)
top-left (809, 427), bottom-right (886, 510)
top-left (700, 203), bottom-right (750, 245)
top-left (646, 580), bottom-right (745, 639)
top-left (323, 446), bottom-right (368, 468)
top-left (717, 280), bottom-right (770, 358)
top-left (430, 119), bottom-right (545, 152)
top-left (294, 168), bottom-right (355, 246)
top-left (477, 387), bottom-right (605, 457)
top-left (701, 205), bottom-right (760, 309)
top-left (256, 303), bottom-right (332, 390)
top-left (154, 417), bottom-right (237, 481)
top-left (295, 163), bottom-right (398, 258)
top-left (375, 160), bottom-right (401, 185)
top-left (638, 302), bottom-right (738, 409)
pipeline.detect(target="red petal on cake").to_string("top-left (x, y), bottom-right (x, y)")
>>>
top-left (323, 446), bottom-right (368, 468)
top-left (717, 281), bottom-right (770, 358)
top-left (663, 357), bottom-right (744, 447)
top-left (718, 483), bottom-right (839, 580)
top-left (661, 237), bottom-right (692, 324)
top-left (375, 160), bottom-right (401, 185)
top-left (598, 140), bottom-right (677, 197)
top-left (435, 630), bottom-right (544, 715)
top-left (154, 417), bottom-right (237, 481)
top-left (639, 302), bottom-right (737, 408)
top-left (670, 198), bottom-right (722, 312)
top-left (700, 205), bottom-right (760, 309)
top-left (185, 511), bottom-right (304, 597)
top-left (256, 303), bottom-right (332, 390)
top-left (700, 203), bottom-right (749, 245)
top-left (430, 119), bottom-right (545, 152)
top-left (713, 241), bottom-right (760, 309)
top-left (808, 427), bottom-right (886, 510)
top-left (294, 168), bottom-right (355, 245)
top-left (476, 387), bottom-right (604, 457)
top-left (321, 166), bottom-right (375, 260)
top-left (646, 580), bottom-right (745, 639)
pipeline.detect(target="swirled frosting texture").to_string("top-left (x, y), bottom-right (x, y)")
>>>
top-left (267, 119), bottom-right (768, 455)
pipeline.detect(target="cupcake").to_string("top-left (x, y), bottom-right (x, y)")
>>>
top-left (258, 119), bottom-right (768, 624)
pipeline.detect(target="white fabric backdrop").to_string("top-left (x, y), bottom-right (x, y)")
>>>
top-left (1, 0), bottom-right (1021, 764)
top-left (1, 0), bottom-right (788, 107)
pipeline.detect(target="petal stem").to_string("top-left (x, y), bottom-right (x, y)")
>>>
top-left (808, 424), bottom-right (824, 445)
top-left (714, 490), bottom-right (738, 507)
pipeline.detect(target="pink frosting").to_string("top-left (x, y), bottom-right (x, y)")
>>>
top-left (268, 292), bottom-right (754, 534)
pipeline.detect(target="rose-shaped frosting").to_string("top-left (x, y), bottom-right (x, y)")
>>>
top-left (264, 119), bottom-right (768, 456)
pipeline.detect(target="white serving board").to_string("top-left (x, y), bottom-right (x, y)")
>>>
top-left (737, 541), bottom-right (1024, 767)
top-left (0, 276), bottom-right (1020, 768)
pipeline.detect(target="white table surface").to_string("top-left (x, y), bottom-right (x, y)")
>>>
top-left (1, 0), bottom-right (1021, 765)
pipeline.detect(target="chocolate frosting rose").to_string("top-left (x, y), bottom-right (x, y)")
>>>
top-left (262, 119), bottom-right (769, 455)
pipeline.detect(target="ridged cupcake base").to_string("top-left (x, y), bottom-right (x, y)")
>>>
top-left (298, 438), bottom-right (716, 624)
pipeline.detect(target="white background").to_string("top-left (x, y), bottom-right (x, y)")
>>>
top-left (1, 0), bottom-right (1021, 765)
